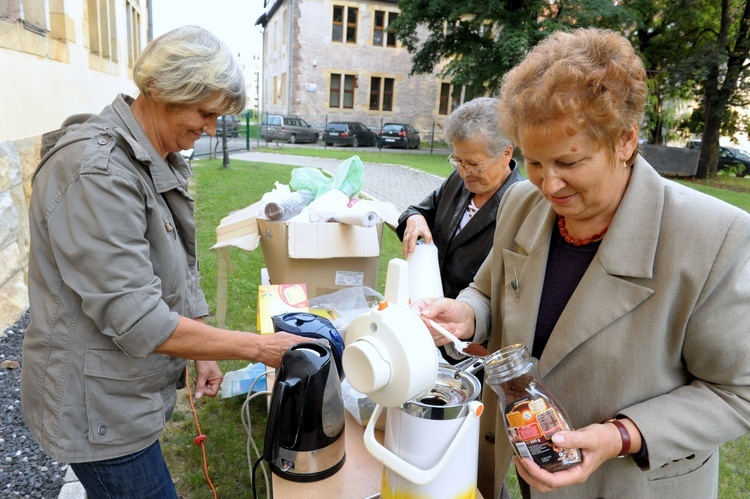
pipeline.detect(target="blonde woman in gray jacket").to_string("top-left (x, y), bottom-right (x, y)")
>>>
top-left (21, 26), bottom-right (306, 498)
top-left (413, 28), bottom-right (750, 499)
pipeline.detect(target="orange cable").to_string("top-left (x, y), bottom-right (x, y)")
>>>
top-left (184, 364), bottom-right (219, 499)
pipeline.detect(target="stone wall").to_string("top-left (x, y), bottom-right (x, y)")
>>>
top-left (0, 137), bottom-right (39, 334)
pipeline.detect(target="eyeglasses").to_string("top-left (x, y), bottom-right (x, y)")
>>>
top-left (447, 154), bottom-right (497, 175)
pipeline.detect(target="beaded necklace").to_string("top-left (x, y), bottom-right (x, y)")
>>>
top-left (556, 214), bottom-right (609, 246)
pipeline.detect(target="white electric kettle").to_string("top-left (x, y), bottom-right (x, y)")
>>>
top-left (343, 259), bottom-right (484, 499)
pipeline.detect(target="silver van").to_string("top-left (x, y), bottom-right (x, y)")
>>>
top-left (260, 115), bottom-right (320, 144)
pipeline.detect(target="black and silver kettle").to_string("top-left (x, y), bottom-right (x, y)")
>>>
top-left (263, 342), bottom-right (346, 482)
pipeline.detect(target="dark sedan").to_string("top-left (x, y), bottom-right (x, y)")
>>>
top-left (379, 123), bottom-right (420, 149)
top-left (687, 140), bottom-right (749, 177)
top-left (323, 122), bottom-right (378, 147)
top-left (216, 115), bottom-right (239, 138)
top-left (718, 146), bottom-right (749, 177)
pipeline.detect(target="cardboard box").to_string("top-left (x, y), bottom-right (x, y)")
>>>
top-left (257, 218), bottom-right (383, 298)
top-left (211, 199), bottom-right (394, 327)
top-left (257, 284), bottom-right (309, 334)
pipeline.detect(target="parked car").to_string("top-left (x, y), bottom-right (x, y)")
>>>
top-left (718, 146), bottom-right (750, 177)
top-left (260, 115), bottom-right (319, 144)
top-left (686, 140), bottom-right (749, 177)
top-left (379, 123), bottom-right (421, 149)
top-left (323, 122), bottom-right (378, 147)
top-left (216, 115), bottom-right (239, 138)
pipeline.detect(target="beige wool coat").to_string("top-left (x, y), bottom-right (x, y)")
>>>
top-left (458, 156), bottom-right (750, 499)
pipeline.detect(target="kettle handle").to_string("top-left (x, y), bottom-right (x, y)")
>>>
top-left (363, 401), bottom-right (484, 486)
top-left (263, 380), bottom-right (289, 464)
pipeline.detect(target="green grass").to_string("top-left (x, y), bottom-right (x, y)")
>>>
top-left (163, 153), bottom-right (750, 499)
top-left (673, 177), bottom-right (750, 212)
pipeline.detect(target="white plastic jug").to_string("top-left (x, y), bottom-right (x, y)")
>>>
top-left (343, 259), bottom-right (484, 499)
top-left (365, 366), bottom-right (483, 499)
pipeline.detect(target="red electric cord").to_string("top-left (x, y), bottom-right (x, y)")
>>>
top-left (184, 365), bottom-right (218, 499)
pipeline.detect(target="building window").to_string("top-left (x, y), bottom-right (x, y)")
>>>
top-left (282, 8), bottom-right (288, 46)
top-left (280, 72), bottom-right (287, 105)
top-left (332, 5), bottom-right (357, 43)
top-left (438, 82), bottom-right (451, 115)
top-left (16, 0), bottom-right (49, 34)
top-left (330, 73), bottom-right (355, 109)
top-left (88, 0), bottom-right (117, 62)
top-left (273, 75), bottom-right (279, 105)
top-left (373, 11), bottom-right (398, 47)
top-left (126, 1), bottom-right (141, 68)
top-left (438, 82), bottom-right (486, 115)
top-left (370, 76), bottom-right (394, 111)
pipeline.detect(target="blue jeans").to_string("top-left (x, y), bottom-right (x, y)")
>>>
top-left (70, 440), bottom-right (178, 499)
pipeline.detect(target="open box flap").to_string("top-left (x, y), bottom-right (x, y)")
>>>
top-left (211, 201), bottom-right (262, 252)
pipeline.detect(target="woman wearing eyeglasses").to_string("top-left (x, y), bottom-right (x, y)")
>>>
top-left (396, 97), bottom-right (525, 302)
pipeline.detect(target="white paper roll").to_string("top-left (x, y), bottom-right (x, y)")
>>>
top-left (406, 243), bottom-right (444, 301)
top-left (333, 211), bottom-right (379, 227)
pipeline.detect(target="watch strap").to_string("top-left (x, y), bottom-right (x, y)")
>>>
top-left (604, 418), bottom-right (631, 458)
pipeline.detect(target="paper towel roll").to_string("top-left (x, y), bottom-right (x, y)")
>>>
top-left (406, 243), bottom-right (444, 301)
top-left (333, 211), bottom-right (379, 227)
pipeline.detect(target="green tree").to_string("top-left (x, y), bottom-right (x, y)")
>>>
top-left (391, 0), bottom-right (631, 96)
top-left (691, 0), bottom-right (750, 178)
top-left (393, 0), bottom-right (750, 179)
top-left (625, 0), bottom-right (700, 145)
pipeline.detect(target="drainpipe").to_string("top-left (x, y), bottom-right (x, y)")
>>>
top-left (286, 0), bottom-right (294, 116)
top-left (147, 0), bottom-right (153, 41)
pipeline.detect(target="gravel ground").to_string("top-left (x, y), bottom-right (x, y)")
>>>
top-left (1, 311), bottom-right (66, 498)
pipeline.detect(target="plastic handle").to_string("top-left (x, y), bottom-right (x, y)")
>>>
top-left (263, 381), bottom-right (288, 463)
top-left (363, 401), bottom-right (484, 485)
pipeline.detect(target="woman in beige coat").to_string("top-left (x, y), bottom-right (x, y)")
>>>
top-left (414, 28), bottom-right (750, 498)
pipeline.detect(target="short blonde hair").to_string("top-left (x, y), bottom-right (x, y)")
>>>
top-left (498, 28), bottom-right (647, 163)
top-left (133, 25), bottom-right (246, 115)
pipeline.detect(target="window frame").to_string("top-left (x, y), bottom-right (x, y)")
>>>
top-left (369, 76), bottom-right (395, 112)
top-left (332, 5), bottom-right (358, 44)
top-left (372, 10), bottom-right (398, 47)
top-left (330, 73), bottom-right (356, 109)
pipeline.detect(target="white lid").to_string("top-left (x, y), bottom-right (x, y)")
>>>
top-left (343, 337), bottom-right (392, 393)
top-left (343, 302), bottom-right (438, 407)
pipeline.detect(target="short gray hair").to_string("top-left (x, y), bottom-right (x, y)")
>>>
top-left (444, 97), bottom-right (512, 157)
top-left (133, 25), bottom-right (246, 115)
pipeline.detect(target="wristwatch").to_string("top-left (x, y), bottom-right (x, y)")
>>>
top-left (603, 418), bottom-right (631, 458)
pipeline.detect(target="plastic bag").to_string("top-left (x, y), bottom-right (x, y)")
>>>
top-left (330, 155), bottom-right (364, 198)
top-left (219, 362), bottom-right (268, 398)
top-left (308, 286), bottom-right (384, 337)
top-left (289, 168), bottom-right (332, 197)
top-left (341, 377), bottom-right (386, 430)
top-left (307, 189), bottom-right (350, 223)
top-left (290, 156), bottom-right (364, 199)
top-left (258, 182), bottom-right (314, 221)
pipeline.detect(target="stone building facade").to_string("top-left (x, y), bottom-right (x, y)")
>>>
top-left (256, 0), bottom-right (480, 138)
top-left (0, 0), bottom-right (148, 333)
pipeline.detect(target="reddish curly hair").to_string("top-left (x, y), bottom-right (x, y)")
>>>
top-left (498, 28), bottom-right (647, 165)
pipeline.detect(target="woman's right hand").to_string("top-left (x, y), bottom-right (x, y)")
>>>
top-left (402, 215), bottom-right (433, 258)
top-left (411, 298), bottom-right (476, 346)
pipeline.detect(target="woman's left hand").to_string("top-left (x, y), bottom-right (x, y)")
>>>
top-left (193, 360), bottom-right (223, 400)
top-left (513, 422), bottom-right (625, 493)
